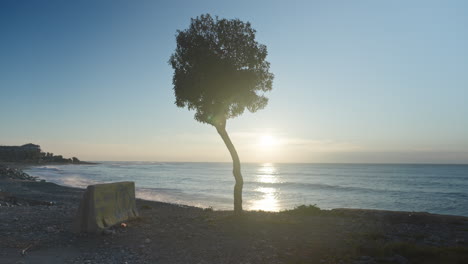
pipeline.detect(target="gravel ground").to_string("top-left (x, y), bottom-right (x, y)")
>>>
top-left (1, 166), bottom-right (468, 264)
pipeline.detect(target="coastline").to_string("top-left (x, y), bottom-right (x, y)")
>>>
top-left (22, 162), bottom-right (468, 217)
top-left (1, 166), bottom-right (468, 263)
top-left (0, 161), bottom-right (99, 167)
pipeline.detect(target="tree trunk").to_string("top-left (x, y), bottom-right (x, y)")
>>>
top-left (215, 122), bottom-right (243, 215)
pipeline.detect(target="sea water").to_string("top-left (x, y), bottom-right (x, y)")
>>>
top-left (25, 162), bottom-right (468, 216)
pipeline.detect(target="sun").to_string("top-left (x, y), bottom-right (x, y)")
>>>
top-left (259, 135), bottom-right (276, 147)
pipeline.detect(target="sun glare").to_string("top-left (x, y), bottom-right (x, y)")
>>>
top-left (259, 134), bottom-right (276, 147)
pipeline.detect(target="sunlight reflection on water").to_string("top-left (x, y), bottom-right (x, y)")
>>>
top-left (24, 162), bottom-right (468, 216)
top-left (257, 162), bottom-right (279, 183)
top-left (250, 163), bottom-right (280, 211)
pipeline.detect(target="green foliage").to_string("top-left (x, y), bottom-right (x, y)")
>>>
top-left (281, 204), bottom-right (322, 215)
top-left (203, 206), bottom-right (214, 212)
top-left (169, 14), bottom-right (274, 127)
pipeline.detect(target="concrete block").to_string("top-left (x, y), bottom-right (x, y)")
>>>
top-left (73, 181), bottom-right (139, 233)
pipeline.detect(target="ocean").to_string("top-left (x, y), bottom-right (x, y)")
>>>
top-left (24, 162), bottom-right (468, 216)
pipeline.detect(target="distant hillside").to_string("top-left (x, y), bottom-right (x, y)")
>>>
top-left (0, 143), bottom-right (85, 164)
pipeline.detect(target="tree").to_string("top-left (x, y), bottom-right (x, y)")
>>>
top-left (169, 14), bottom-right (274, 214)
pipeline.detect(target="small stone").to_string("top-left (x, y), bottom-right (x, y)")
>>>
top-left (102, 229), bottom-right (115, 235)
top-left (354, 256), bottom-right (375, 264)
top-left (144, 238), bottom-right (151, 244)
top-left (381, 255), bottom-right (408, 264)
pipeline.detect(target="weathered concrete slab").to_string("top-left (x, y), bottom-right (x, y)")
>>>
top-left (73, 181), bottom-right (139, 233)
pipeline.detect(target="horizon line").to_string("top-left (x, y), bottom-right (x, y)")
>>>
top-left (83, 161), bottom-right (468, 165)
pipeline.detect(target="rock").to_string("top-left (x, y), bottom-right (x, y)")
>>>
top-left (354, 256), bottom-right (376, 264)
top-left (381, 255), bottom-right (408, 264)
top-left (0, 165), bottom-right (37, 181)
top-left (72, 181), bottom-right (139, 233)
top-left (393, 255), bottom-right (408, 264)
top-left (102, 229), bottom-right (116, 235)
top-left (144, 238), bottom-right (151, 244)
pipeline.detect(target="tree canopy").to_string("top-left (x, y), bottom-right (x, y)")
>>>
top-left (169, 14), bottom-right (274, 214)
top-left (169, 14), bottom-right (274, 127)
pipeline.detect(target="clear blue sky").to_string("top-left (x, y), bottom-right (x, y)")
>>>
top-left (1, 0), bottom-right (467, 163)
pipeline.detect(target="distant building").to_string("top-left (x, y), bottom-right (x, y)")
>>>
top-left (0, 143), bottom-right (81, 164)
top-left (0, 144), bottom-right (42, 162)
top-left (20, 143), bottom-right (41, 150)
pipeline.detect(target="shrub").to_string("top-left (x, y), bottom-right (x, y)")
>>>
top-left (282, 204), bottom-right (322, 215)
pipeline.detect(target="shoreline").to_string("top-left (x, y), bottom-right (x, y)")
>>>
top-left (5, 162), bottom-right (468, 219)
top-left (23, 162), bottom-right (468, 217)
top-left (1, 165), bottom-right (468, 263)
top-left (0, 161), bottom-right (99, 166)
